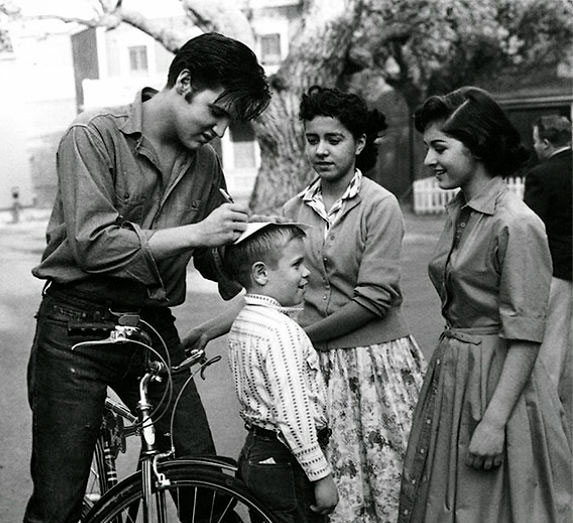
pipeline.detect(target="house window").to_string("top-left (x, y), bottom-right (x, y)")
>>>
top-left (128, 46), bottom-right (148, 72)
top-left (260, 33), bottom-right (282, 66)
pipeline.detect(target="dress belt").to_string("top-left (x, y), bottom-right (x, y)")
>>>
top-left (443, 324), bottom-right (500, 343)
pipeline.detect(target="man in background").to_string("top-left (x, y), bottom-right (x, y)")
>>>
top-left (524, 114), bottom-right (572, 434)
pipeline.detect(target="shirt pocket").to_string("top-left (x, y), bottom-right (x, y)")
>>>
top-left (170, 199), bottom-right (203, 225)
top-left (116, 189), bottom-right (147, 223)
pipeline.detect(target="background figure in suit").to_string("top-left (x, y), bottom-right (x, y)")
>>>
top-left (524, 115), bottom-right (572, 436)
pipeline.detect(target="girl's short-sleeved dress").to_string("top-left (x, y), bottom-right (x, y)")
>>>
top-left (398, 177), bottom-right (572, 523)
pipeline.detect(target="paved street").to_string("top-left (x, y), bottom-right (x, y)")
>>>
top-left (0, 208), bottom-right (443, 522)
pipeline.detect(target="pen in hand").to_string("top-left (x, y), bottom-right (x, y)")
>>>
top-left (218, 187), bottom-right (235, 204)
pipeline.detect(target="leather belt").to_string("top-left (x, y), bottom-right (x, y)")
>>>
top-left (246, 423), bottom-right (332, 447)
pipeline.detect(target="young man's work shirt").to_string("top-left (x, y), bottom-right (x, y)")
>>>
top-left (33, 88), bottom-right (238, 307)
top-left (228, 294), bottom-right (331, 481)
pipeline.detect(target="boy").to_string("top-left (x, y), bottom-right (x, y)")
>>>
top-left (223, 222), bottom-right (338, 523)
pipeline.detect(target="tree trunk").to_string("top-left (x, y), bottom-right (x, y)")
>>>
top-left (249, 0), bottom-right (364, 213)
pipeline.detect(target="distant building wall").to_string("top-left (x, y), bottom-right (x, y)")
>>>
top-left (0, 55), bottom-right (34, 209)
top-left (71, 28), bottom-right (99, 112)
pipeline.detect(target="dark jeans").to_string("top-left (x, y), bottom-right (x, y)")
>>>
top-left (238, 431), bottom-right (326, 523)
top-left (24, 289), bottom-right (216, 523)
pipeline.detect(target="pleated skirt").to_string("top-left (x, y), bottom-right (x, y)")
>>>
top-left (398, 328), bottom-right (572, 523)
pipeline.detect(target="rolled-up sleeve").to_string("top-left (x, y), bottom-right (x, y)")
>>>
top-left (497, 214), bottom-right (552, 342)
top-left (57, 124), bottom-right (163, 287)
top-left (353, 194), bottom-right (403, 316)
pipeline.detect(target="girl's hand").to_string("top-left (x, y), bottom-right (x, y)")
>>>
top-left (466, 419), bottom-right (505, 471)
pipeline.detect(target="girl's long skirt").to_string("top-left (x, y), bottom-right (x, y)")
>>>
top-left (319, 335), bottom-right (425, 523)
top-left (398, 328), bottom-right (572, 523)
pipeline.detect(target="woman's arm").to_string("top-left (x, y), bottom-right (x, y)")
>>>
top-left (304, 301), bottom-right (376, 343)
top-left (467, 340), bottom-right (539, 470)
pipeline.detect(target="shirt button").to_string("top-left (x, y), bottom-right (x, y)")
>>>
top-left (330, 235), bottom-right (335, 240)
top-left (411, 479), bottom-right (416, 485)
top-left (420, 448), bottom-right (425, 454)
top-left (323, 295), bottom-right (327, 300)
top-left (460, 222), bottom-right (466, 228)
top-left (426, 418), bottom-right (431, 425)
top-left (403, 509), bottom-right (409, 515)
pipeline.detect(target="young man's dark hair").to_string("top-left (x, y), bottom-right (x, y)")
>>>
top-left (167, 32), bottom-right (270, 121)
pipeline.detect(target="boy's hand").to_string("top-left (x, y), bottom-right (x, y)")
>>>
top-left (310, 474), bottom-right (338, 516)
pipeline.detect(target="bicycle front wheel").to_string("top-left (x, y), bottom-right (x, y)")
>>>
top-left (84, 460), bottom-right (278, 523)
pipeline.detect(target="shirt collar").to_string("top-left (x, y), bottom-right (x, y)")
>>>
top-left (300, 168), bottom-right (363, 203)
top-left (549, 146), bottom-right (572, 158)
top-left (119, 87), bottom-right (158, 136)
top-left (446, 176), bottom-right (505, 216)
top-left (244, 293), bottom-right (303, 315)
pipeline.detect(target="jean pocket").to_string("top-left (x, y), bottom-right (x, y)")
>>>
top-left (245, 461), bottom-right (297, 513)
top-left (40, 300), bottom-right (86, 324)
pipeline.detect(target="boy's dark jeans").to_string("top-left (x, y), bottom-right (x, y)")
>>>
top-left (238, 430), bottom-right (327, 523)
top-left (24, 289), bottom-right (216, 523)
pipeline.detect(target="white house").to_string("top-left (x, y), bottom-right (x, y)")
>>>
top-left (0, 1), bottom-right (301, 209)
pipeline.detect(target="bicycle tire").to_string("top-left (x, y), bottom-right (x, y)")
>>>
top-left (84, 460), bottom-right (279, 523)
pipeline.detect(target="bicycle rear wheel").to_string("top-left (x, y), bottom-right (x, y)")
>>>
top-left (82, 436), bottom-right (114, 519)
top-left (84, 460), bottom-right (278, 523)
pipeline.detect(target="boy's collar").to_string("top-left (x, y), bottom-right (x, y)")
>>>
top-left (244, 294), bottom-right (303, 315)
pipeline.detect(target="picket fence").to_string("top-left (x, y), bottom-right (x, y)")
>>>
top-left (412, 176), bottom-right (525, 214)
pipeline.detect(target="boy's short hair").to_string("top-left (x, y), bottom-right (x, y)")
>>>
top-left (223, 223), bottom-right (306, 289)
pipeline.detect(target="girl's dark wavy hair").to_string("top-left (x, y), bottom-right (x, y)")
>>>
top-left (414, 86), bottom-right (529, 177)
top-left (167, 32), bottom-right (270, 121)
top-left (299, 85), bottom-right (387, 172)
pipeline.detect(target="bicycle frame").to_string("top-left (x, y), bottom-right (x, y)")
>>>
top-left (74, 315), bottom-right (226, 522)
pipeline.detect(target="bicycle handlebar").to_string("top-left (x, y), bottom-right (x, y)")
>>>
top-left (68, 313), bottom-right (220, 376)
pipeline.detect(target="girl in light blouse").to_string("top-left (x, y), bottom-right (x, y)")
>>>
top-left (398, 87), bottom-right (571, 523)
top-left (283, 86), bottom-right (425, 523)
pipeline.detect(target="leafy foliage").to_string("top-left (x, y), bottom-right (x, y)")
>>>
top-left (350, 0), bottom-right (573, 108)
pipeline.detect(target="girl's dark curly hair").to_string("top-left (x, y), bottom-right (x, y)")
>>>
top-left (414, 86), bottom-right (529, 177)
top-left (299, 86), bottom-right (387, 172)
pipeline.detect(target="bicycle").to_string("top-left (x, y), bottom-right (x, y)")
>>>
top-left (69, 312), bottom-right (278, 523)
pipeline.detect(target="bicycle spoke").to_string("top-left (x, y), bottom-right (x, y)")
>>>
top-left (85, 464), bottom-right (277, 522)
